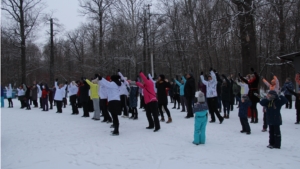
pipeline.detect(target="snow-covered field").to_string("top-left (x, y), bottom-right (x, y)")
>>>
top-left (1, 99), bottom-right (300, 169)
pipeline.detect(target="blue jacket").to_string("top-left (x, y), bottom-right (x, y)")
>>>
top-left (0, 85), bottom-right (4, 97)
top-left (281, 81), bottom-right (294, 95)
top-left (238, 98), bottom-right (252, 118)
top-left (175, 76), bottom-right (186, 96)
top-left (260, 95), bottom-right (287, 125)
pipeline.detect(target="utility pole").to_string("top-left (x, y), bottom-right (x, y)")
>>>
top-left (50, 18), bottom-right (54, 85)
top-left (143, 8), bottom-right (148, 73)
top-left (147, 4), bottom-right (154, 77)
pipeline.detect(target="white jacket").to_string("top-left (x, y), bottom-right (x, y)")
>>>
top-left (98, 82), bottom-right (108, 99)
top-left (54, 82), bottom-right (67, 101)
top-left (148, 74), bottom-right (157, 93)
top-left (36, 84), bottom-right (42, 98)
top-left (6, 84), bottom-right (12, 98)
top-left (68, 83), bottom-right (78, 96)
top-left (17, 88), bottom-right (25, 96)
top-left (99, 78), bottom-right (120, 102)
top-left (200, 71), bottom-right (218, 98)
top-left (118, 72), bottom-right (129, 96)
top-left (238, 82), bottom-right (249, 95)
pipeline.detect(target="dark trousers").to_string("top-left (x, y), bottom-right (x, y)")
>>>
top-left (285, 95), bottom-right (292, 109)
top-left (250, 102), bottom-right (258, 122)
top-left (297, 109), bottom-right (300, 123)
top-left (217, 96), bottom-right (222, 110)
top-left (139, 94), bottom-right (144, 108)
top-left (146, 101), bottom-right (160, 129)
top-left (39, 98), bottom-right (42, 108)
top-left (70, 95), bottom-right (79, 114)
top-left (263, 112), bottom-right (268, 129)
top-left (88, 99), bottom-right (94, 112)
top-left (207, 97), bottom-right (223, 122)
top-left (186, 97), bottom-right (194, 117)
top-left (240, 117), bottom-right (251, 132)
top-left (63, 98), bottom-right (67, 108)
top-left (222, 100), bottom-right (230, 115)
top-left (158, 103), bottom-right (171, 118)
top-left (108, 100), bottom-right (121, 133)
top-left (55, 100), bottom-right (63, 113)
top-left (77, 97), bottom-right (82, 108)
top-left (26, 98), bottom-right (31, 109)
top-left (120, 95), bottom-right (128, 116)
top-left (49, 99), bottom-right (53, 109)
top-left (42, 97), bottom-right (49, 111)
top-left (269, 125), bottom-right (281, 148)
top-left (82, 102), bottom-right (90, 117)
top-left (173, 94), bottom-right (180, 108)
top-left (32, 100), bottom-right (38, 107)
top-left (180, 96), bottom-right (186, 111)
top-left (170, 96), bottom-right (174, 103)
top-left (8, 98), bottom-right (13, 107)
top-left (100, 99), bottom-right (112, 121)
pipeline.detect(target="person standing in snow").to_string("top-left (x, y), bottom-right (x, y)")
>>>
top-left (41, 84), bottom-right (49, 111)
top-left (24, 84), bottom-right (31, 110)
top-left (136, 71), bottom-right (160, 132)
top-left (0, 85), bottom-right (4, 108)
top-left (238, 68), bottom-right (260, 123)
top-left (193, 90), bottom-right (208, 145)
top-left (36, 83), bottom-right (43, 109)
top-left (84, 78), bottom-right (100, 120)
top-left (128, 80), bottom-right (139, 119)
top-left (238, 95), bottom-right (252, 135)
top-left (97, 74), bottom-right (122, 136)
top-left (215, 72), bottom-right (223, 113)
top-left (172, 77), bottom-right (181, 110)
top-left (281, 78), bottom-right (294, 109)
top-left (220, 74), bottom-right (232, 119)
top-left (5, 84), bottom-right (13, 108)
top-left (156, 74), bottom-right (172, 123)
top-left (262, 73), bottom-right (280, 93)
top-left (54, 79), bottom-right (67, 113)
top-left (200, 68), bottom-right (224, 124)
top-left (184, 72), bottom-right (196, 118)
top-left (295, 72), bottom-right (300, 87)
top-left (98, 76), bottom-right (112, 123)
top-left (169, 82), bottom-right (174, 103)
top-left (79, 78), bottom-right (90, 117)
top-left (118, 70), bottom-right (129, 118)
top-left (17, 84), bottom-right (26, 108)
top-left (286, 87), bottom-right (300, 124)
top-left (31, 82), bottom-right (38, 107)
top-left (68, 81), bottom-right (79, 115)
top-left (259, 90), bottom-right (287, 149)
top-left (175, 76), bottom-right (187, 112)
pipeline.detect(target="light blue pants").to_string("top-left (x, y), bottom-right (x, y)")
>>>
top-left (1, 96), bottom-right (4, 107)
top-left (193, 111), bottom-right (208, 145)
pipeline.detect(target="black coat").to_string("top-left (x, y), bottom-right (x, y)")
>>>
top-left (156, 81), bottom-right (171, 105)
top-left (260, 95), bottom-right (287, 125)
top-left (184, 76), bottom-right (196, 99)
top-left (79, 82), bottom-right (90, 103)
top-left (287, 88), bottom-right (300, 110)
top-left (221, 77), bottom-right (231, 102)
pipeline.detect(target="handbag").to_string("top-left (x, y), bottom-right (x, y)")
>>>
top-left (193, 102), bottom-right (208, 113)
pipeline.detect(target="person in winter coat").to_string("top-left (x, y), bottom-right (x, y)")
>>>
top-left (260, 90), bottom-right (287, 149)
top-left (238, 95), bottom-right (252, 134)
top-left (24, 84), bottom-right (31, 110)
top-left (172, 77), bottom-right (181, 109)
top-left (79, 79), bottom-right (90, 117)
top-left (215, 72), bottom-right (223, 112)
top-left (17, 84), bottom-right (26, 108)
top-left (295, 72), bottom-right (300, 86)
top-left (0, 85), bottom-right (4, 108)
top-left (63, 85), bottom-right (68, 108)
top-left (98, 75), bottom-right (112, 123)
top-left (41, 84), bottom-right (49, 111)
top-left (97, 74), bottom-right (122, 136)
top-left (137, 76), bottom-right (145, 110)
top-left (118, 70), bottom-right (129, 118)
top-left (239, 68), bottom-right (260, 123)
top-left (281, 78), bottom-right (294, 109)
top-left (54, 79), bottom-right (67, 113)
top-left (262, 73), bottom-right (280, 93)
top-left (5, 84), bottom-right (13, 108)
top-left (48, 86), bottom-right (54, 109)
top-left (136, 71), bottom-right (161, 132)
top-left (286, 87), bottom-right (300, 124)
top-left (68, 81), bottom-right (79, 115)
top-left (31, 82), bottom-right (38, 107)
top-left (200, 68), bottom-right (224, 124)
top-left (193, 90), bottom-right (208, 145)
top-left (85, 78), bottom-right (100, 120)
top-left (175, 76), bottom-right (187, 112)
top-left (36, 83), bottom-right (43, 109)
top-left (221, 74), bottom-right (231, 119)
top-left (169, 82), bottom-right (174, 103)
top-left (184, 73), bottom-right (196, 118)
top-left (129, 80), bottom-right (139, 119)
top-left (156, 74), bottom-right (172, 123)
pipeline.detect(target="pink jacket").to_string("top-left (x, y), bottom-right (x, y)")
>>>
top-left (136, 72), bottom-right (157, 104)
top-left (296, 74), bottom-right (300, 86)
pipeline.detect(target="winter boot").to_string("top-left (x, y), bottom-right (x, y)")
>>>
top-left (160, 116), bottom-right (165, 122)
top-left (133, 112), bottom-right (138, 120)
top-left (129, 113), bottom-right (134, 119)
top-left (223, 113), bottom-right (227, 118)
top-left (166, 117), bottom-right (172, 123)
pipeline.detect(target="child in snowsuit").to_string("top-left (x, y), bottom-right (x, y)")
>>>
top-left (260, 90), bottom-right (287, 149)
top-left (286, 87), bottom-right (300, 124)
top-left (193, 90), bottom-right (208, 145)
top-left (238, 95), bottom-right (252, 134)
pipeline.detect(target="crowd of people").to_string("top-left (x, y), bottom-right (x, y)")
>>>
top-left (1, 69), bottom-right (300, 149)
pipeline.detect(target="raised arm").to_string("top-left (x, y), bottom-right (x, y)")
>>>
top-left (54, 81), bottom-right (58, 89)
top-left (210, 71), bottom-right (217, 84)
top-left (139, 72), bottom-right (148, 83)
top-left (148, 74), bottom-right (156, 83)
top-left (22, 84), bottom-right (27, 92)
top-left (221, 74), bottom-right (230, 84)
top-left (182, 76), bottom-right (187, 83)
top-left (262, 78), bottom-right (270, 87)
top-left (136, 82), bottom-right (144, 89)
top-left (175, 79), bottom-right (182, 86)
top-left (286, 87), bottom-right (297, 96)
top-left (215, 73), bottom-right (222, 83)
top-left (200, 75), bottom-right (208, 86)
top-left (85, 79), bottom-right (94, 87)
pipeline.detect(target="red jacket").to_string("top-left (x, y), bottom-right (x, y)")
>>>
top-left (42, 89), bottom-right (48, 98)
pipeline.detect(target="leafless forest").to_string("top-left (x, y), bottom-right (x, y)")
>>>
top-left (1, 0), bottom-right (300, 87)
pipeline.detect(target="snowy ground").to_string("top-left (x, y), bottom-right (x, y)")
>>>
top-left (1, 98), bottom-right (300, 169)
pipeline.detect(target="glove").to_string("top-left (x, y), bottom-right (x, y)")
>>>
top-left (238, 72), bottom-right (241, 77)
top-left (271, 72), bottom-right (274, 76)
top-left (55, 78), bottom-right (58, 82)
top-left (213, 69), bottom-right (217, 73)
top-left (94, 74), bottom-right (99, 78)
top-left (139, 70), bottom-right (142, 73)
top-left (65, 81), bottom-right (68, 84)
top-left (98, 76), bottom-right (102, 80)
top-left (250, 67), bottom-right (254, 72)
top-left (261, 76), bottom-right (264, 79)
top-left (117, 69), bottom-right (120, 73)
top-left (81, 77), bottom-right (85, 81)
top-left (201, 72), bottom-right (203, 75)
top-left (210, 67), bottom-right (213, 71)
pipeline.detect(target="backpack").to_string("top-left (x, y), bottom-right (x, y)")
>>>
top-left (198, 91), bottom-right (205, 103)
top-left (232, 83), bottom-right (241, 95)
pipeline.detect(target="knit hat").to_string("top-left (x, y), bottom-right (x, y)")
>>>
top-left (188, 72), bottom-right (193, 77)
top-left (159, 74), bottom-right (165, 80)
top-left (242, 95), bottom-right (249, 100)
top-left (268, 90), bottom-right (278, 100)
top-left (197, 91), bottom-right (205, 103)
